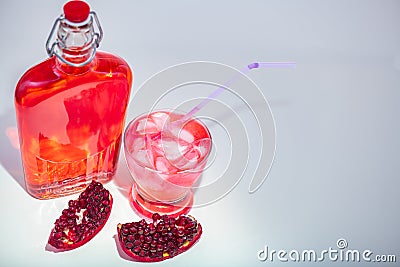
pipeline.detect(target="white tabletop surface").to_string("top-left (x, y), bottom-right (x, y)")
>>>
top-left (0, 1), bottom-right (399, 266)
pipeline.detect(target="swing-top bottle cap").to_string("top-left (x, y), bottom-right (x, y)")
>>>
top-left (46, 0), bottom-right (103, 66)
top-left (63, 0), bottom-right (90, 23)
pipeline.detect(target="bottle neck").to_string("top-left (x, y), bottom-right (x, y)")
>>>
top-left (46, 10), bottom-right (103, 74)
top-left (55, 18), bottom-right (96, 73)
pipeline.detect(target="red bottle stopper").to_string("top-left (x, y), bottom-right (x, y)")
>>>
top-left (63, 1), bottom-right (90, 23)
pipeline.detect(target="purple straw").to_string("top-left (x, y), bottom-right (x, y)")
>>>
top-left (177, 61), bottom-right (296, 123)
top-left (248, 61), bottom-right (296, 69)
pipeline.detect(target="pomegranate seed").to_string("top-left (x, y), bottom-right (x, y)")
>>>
top-left (177, 229), bottom-right (184, 237)
top-left (126, 242), bottom-right (133, 249)
top-left (137, 227), bottom-right (144, 235)
top-left (127, 235), bottom-right (134, 242)
top-left (152, 213), bottom-right (161, 222)
top-left (48, 181), bottom-right (113, 251)
top-left (122, 228), bottom-right (129, 235)
top-left (148, 224), bottom-right (156, 234)
top-left (54, 232), bottom-right (62, 239)
top-left (150, 240), bottom-right (157, 247)
top-left (144, 236), bottom-right (152, 243)
top-left (142, 243), bottom-right (150, 251)
top-left (161, 229), bottom-right (168, 236)
top-left (156, 223), bottom-right (164, 232)
top-left (162, 215), bottom-right (170, 225)
top-left (117, 214), bottom-right (202, 262)
top-left (144, 227), bottom-right (151, 236)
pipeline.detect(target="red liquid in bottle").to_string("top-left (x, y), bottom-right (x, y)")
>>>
top-left (15, 52), bottom-right (132, 199)
top-left (14, 1), bottom-right (133, 199)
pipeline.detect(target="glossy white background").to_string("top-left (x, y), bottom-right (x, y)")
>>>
top-left (0, 1), bottom-right (399, 266)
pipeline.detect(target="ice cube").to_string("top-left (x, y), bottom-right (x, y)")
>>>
top-left (134, 149), bottom-right (154, 168)
top-left (150, 112), bottom-right (169, 131)
top-left (155, 156), bottom-right (178, 174)
top-left (161, 140), bottom-right (181, 162)
top-left (171, 138), bottom-right (211, 170)
top-left (143, 134), bottom-right (156, 166)
top-left (164, 124), bottom-right (180, 139)
top-left (177, 149), bottom-right (200, 170)
top-left (183, 148), bottom-right (199, 161)
top-left (130, 137), bottom-right (145, 153)
top-left (136, 118), bottom-right (158, 134)
top-left (146, 135), bottom-right (165, 158)
top-left (178, 159), bottom-right (198, 170)
top-left (161, 138), bottom-right (190, 161)
top-left (179, 129), bottom-right (194, 143)
top-left (193, 138), bottom-right (211, 159)
top-left (162, 119), bottom-right (195, 143)
top-left (160, 142), bottom-right (198, 170)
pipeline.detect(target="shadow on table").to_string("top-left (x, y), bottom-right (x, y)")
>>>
top-left (0, 108), bottom-right (25, 191)
top-left (113, 153), bottom-right (134, 199)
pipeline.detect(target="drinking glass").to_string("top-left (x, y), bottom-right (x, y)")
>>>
top-left (124, 110), bottom-right (211, 218)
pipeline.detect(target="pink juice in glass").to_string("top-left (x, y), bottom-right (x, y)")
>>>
top-left (124, 110), bottom-right (211, 218)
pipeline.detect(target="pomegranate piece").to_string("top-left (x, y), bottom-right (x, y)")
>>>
top-left (117, 213), bottom-right (202, 262)
top-left (48, 181), bottom-right (113, 250)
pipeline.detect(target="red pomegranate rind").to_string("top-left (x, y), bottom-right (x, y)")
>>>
top-left (48, 181), bottom-right (113, 251)
top-left (117, 214), bottom-right (202, 262)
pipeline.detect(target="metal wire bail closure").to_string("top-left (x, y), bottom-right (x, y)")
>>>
top-left (45, 11), bottom-right (103, 68)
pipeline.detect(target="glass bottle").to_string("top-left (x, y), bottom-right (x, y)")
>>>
top-left (14, 1), bottom-right (133, 199)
